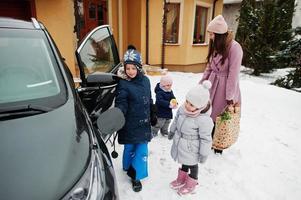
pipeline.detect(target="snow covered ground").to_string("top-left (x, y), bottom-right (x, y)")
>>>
top-left (109, 69), bottom-right (301, 200)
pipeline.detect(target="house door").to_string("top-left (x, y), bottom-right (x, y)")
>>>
top-left (79, 0), bottom-right (108, 41)
top-left (0, 0), bottom-right (36, 21)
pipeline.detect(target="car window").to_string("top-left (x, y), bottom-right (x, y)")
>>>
top-left (78, 27), bottom-right (117, 75)
top-left (0, 29), bottom-right (66, 106)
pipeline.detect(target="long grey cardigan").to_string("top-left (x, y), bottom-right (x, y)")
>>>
top-left (169, 105), bottom-right (213, 166)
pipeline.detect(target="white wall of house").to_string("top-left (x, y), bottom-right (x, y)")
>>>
top-left (222, 3), bottom-right (241, 36)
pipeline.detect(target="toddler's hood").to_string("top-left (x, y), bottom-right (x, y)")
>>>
top-left (154, 82), bottom-right (172, 93)
top-left (154, 82), bottom-right (162, 93)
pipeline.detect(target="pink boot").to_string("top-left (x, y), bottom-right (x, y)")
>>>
top-left (170, 169), bottom-right (188, 189)
top-left (177, 176), bottom-right (198, 195)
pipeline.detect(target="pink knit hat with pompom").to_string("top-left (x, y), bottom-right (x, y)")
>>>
top-left (207, 15), bottom-right (228, 34)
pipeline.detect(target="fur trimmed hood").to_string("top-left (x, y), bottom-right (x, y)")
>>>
top-left (117, 65), bottom-right (147, 80)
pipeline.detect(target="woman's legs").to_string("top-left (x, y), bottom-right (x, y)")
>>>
top-left (211, 123), bottom-right (215, 138)
top-left (211, 123), bottom-right (223, 154)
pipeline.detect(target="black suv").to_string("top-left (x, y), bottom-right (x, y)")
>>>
top-left (0, 17), bottom-right (123, 200)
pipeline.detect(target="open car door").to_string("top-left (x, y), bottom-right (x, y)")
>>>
top-left (75, 25), bottom-right (122, 119)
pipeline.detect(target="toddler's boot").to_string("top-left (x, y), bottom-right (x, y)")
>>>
top-left (177, 175), bottom-right (198, 195)
top-left (170, 168), bottom-right (188, 189)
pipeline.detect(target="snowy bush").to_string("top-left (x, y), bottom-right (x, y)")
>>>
top-left (273, 27), bottom-right (301, 91)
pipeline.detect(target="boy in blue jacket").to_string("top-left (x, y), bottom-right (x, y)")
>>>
top-left (115, 49), bottom-right (155, 192)
top-left (152, 75), bottom-right (177, 137)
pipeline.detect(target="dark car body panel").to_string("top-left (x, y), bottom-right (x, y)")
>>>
top-left (0, 17), bottom-right (120, 200)
top-left (0, 100), bottom-right (90, 200)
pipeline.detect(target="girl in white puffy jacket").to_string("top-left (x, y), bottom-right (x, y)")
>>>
top-left (168, 80), bottom-right (213, 195)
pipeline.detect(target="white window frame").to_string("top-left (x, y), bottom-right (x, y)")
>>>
top-left (191, 0), bottom-right (212, 46)
top-left (164, 0), bottom-right (184, 46)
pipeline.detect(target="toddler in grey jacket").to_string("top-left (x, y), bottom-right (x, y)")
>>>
top-left (168, 80), bottom-right (213, 195)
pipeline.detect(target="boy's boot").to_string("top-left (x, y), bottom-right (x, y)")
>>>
top-left (170, 168), bottom-right (188, 189)
top-left (132, 179), bottom-right (142, 192)
top-left (177, 175), bottom-right (198, 195)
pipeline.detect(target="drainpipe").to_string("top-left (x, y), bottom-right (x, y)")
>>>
top-left (212, 0), bottom-right (218, 19)
top-left (161, 0), bottom-right (168, 69)
top-left (146, 0), bottom-right (149, 64)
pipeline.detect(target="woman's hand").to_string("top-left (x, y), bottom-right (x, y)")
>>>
top-left (226, 100), bottom-right (234, 105)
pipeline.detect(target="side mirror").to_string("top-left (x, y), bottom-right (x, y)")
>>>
top-left (86, 72), bottom-right (119, 85)
top-left (96, 107), bottom-right (125, 137)
top-left (76, 72), bottom-right (119, 92)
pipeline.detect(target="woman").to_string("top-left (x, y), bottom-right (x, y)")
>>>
top-left (200, 15), bottom-right (243, 154)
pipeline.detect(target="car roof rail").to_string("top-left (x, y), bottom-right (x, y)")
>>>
top-left (31, 18), bottom-right (41, 29)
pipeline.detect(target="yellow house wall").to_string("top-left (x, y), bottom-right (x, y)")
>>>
top-left (184, 0), bottom-right (223, 66)
top-left (165, 0), bottom-right (195, 65)
top-left (215, 0), bottom-right (224, 16)
top-left (122, 0), bottom-right (128, 55)
top-left (148, 0), bottom-right (223, 72)
top-left (33, 0), bottom-right (223, 75)
top-left (117, 0), bottom-right (144, 58)
top-left (140, 0), bottom-right (147, 62)
top-left (149, 0), bottom-right (164, 65)
top-left (127, 0), bottom-right (142, 52)
top-left (35, 0), bottom-right (77, 75)
top-left (179, 0), bottom-right (212, 65)
top-left (111, 0), bottom-right (119, 49)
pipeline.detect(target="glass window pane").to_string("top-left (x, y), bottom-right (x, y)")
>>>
top-left (199, 7), bottom-right (207, 43)
top-left (79, 28), bottom-right (116, 74)
top-left (165, 3), bottom-right (180, 44)
top-left (77, 1), bottom-right (85, 29)
top-left (97, 2), bottom-right (107, 26)
top-left (97, 5), bottom-right (104, 25)
top-left (193, 6), bottom-right (208, 44)
top-left (0, 30), bottom-right (62, 104)
top-left (89, 3), bottom-right (96, 19)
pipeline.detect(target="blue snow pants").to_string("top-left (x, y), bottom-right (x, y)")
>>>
top-left (122, 143), bottom-right (148, 180)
